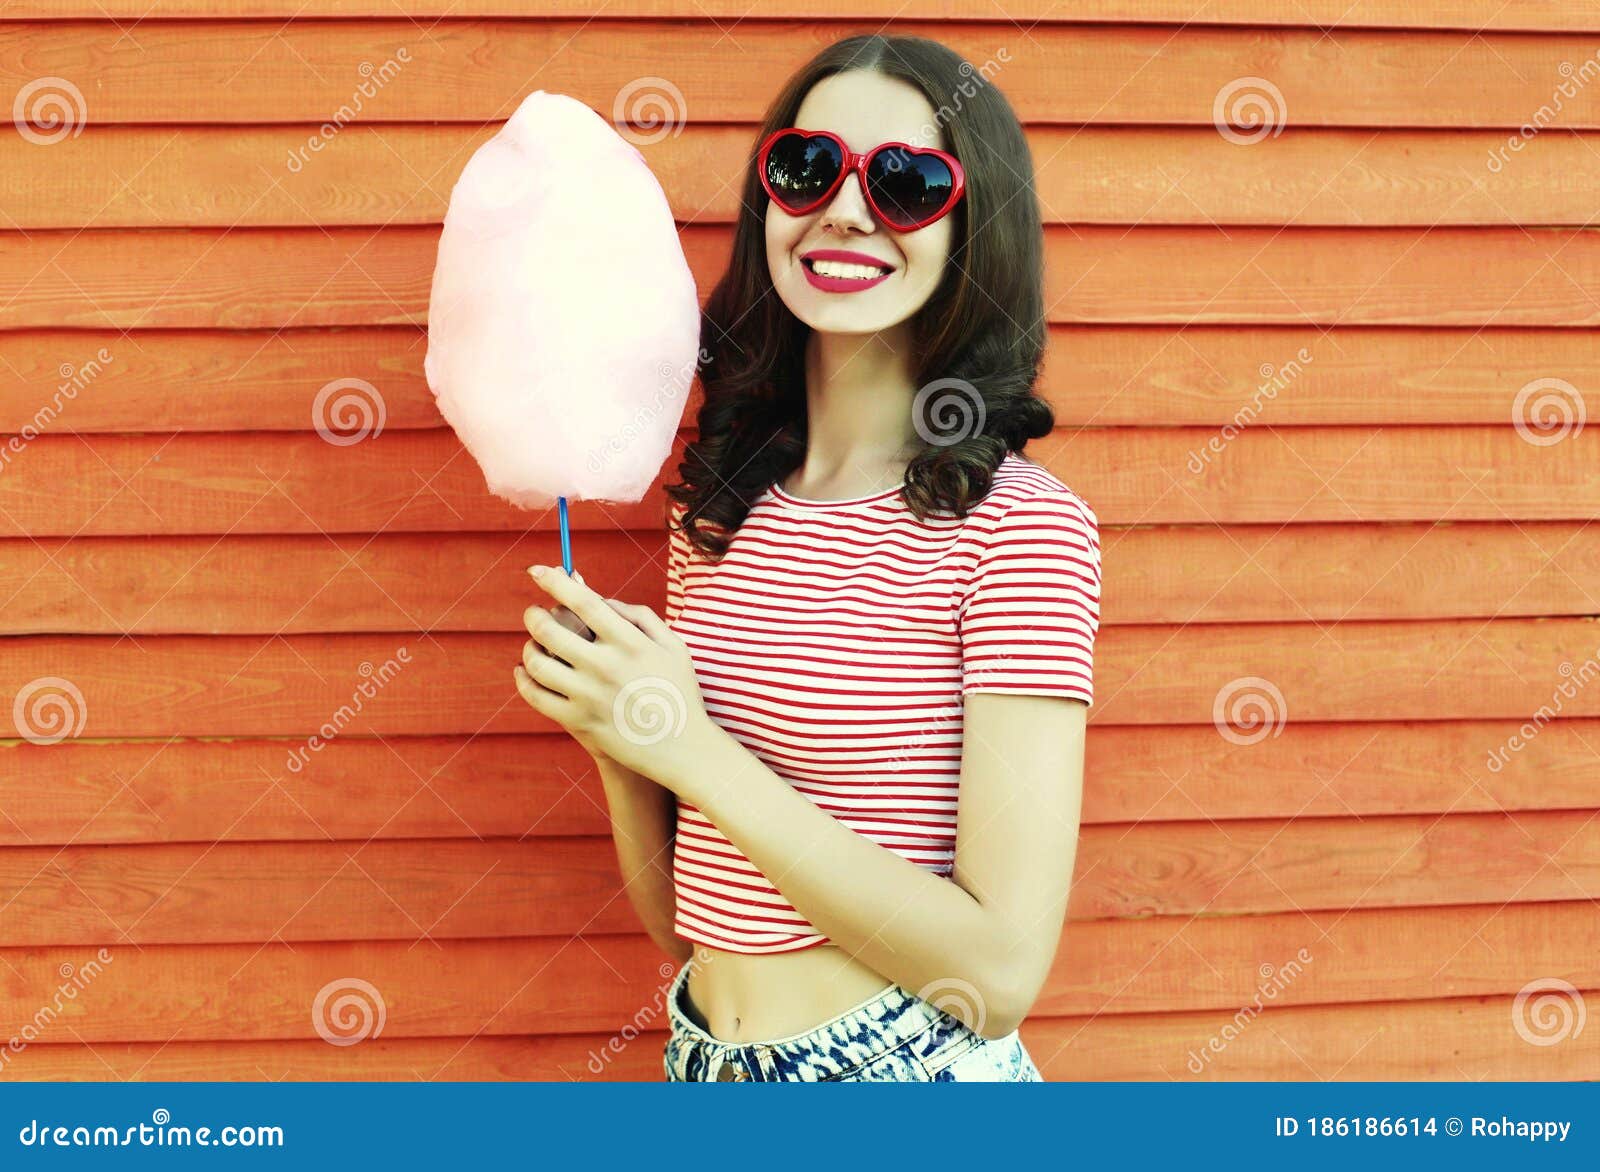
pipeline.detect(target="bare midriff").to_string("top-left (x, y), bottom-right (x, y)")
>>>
top-left (681, 942), bottom-right (897, 1043)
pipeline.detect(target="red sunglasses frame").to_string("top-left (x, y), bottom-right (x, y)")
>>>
top-left (756, 127), bottom-right (966, 232)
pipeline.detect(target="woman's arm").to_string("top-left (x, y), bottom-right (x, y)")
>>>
top-left (594, 753), bottom-right (693, 966)
top-left (663, 692), bottom-right (1086, 1040)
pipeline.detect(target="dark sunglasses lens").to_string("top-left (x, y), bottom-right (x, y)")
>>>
top-left (867, 147), bottom-right (956, 228)
top-left (764, 133), bottom-right (843, 211)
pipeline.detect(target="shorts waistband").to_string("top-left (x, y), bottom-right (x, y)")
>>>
top-left (665, 953), bottom-right (943, 1079)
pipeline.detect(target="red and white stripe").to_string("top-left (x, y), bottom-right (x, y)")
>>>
top-left (663, 451), bottom-right (1100, 954)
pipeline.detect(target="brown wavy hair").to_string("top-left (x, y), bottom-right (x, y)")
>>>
top-left (664, 33), bottom-right (1052, 559)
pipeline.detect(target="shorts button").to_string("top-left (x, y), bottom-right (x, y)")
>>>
top-left (715, 1062), bottom-right (743, 1081)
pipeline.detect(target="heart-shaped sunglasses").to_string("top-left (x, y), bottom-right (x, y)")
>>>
top-left (756, 127), bottom-right (966, 232)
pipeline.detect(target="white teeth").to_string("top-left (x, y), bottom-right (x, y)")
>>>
top-left (808, 258), bottom-right (889, 279)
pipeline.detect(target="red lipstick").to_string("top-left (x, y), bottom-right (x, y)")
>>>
top-left (799, 248), bottom-right (895, 294)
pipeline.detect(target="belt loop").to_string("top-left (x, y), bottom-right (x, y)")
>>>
top-left (749, 1043), bottom-right (774, 1082)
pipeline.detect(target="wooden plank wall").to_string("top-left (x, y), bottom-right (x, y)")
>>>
top-left (1, 2), bottom-right (1596, 1081)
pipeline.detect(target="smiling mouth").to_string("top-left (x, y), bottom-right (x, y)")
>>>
top-left (802, 256), bottom-right (894, 280)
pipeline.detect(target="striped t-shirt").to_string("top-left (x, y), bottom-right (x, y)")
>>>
top-left (663, 450), bottom-right (1102, 954)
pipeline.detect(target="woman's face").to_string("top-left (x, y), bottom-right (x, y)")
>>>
top-left (764, 71), bottom-right (956, 337)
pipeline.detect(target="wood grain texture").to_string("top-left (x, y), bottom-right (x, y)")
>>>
top-left (1, 716), bottom-right (1594, 848)
top-left (7, 225), bottom-right (1600, 330)
top-left (8, 3), bottom-right (1600, 33)
top-left (0, 812), bottom-right (1593, 947)
top-left (2, 617), bottom-right (1598, 738)
top-left (4, 21), bottom-right (1600, 126)
top-left (3, 6), bottom-right (1595, 1084)
top-left (8, 324), bottom-right (1596, 433)
top-left (1, 425), bottom-right (1595, 537)
top-left (2, 520), bottom-right (1596, 635)
top-left (0, 902), bottom-right (1593, 1047)
top-left (10, 125), bottom-right (1600, 229)
top-left (1, 991), bottom-right (1594, 1081)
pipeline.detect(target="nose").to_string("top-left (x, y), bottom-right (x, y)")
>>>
top-left (817, 169), bottom-right (875, 234)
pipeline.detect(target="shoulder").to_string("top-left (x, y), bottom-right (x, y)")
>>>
top-left (963, 451), bottom-right (1099, 539)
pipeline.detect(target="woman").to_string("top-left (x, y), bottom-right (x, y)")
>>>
top-left (514, 33), bottom-right (1101, 1082)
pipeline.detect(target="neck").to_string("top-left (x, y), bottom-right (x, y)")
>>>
top-left (796, 325), bottom-right (920, 484)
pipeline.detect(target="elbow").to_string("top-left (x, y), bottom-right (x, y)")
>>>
top-left (973, 959), bottom-right (1049, 1041)
top-left (976, 996), bottom-right (1028, 1041)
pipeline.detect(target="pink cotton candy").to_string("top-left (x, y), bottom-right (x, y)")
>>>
top-left (424, 90), bottom-right (700, 508)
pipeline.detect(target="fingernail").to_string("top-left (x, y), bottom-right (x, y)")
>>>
top-left (528, 564), bottom-right (546, 579)
top-left (573, 570), bottom-right (585, 584)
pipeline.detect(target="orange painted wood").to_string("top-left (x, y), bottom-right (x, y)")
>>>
top-left (5, 989), bottom-right (1594, 1081)
top-left (0, 531), bottom-right (661, 634)
top-left (1049, 325), bottom-right (1600, 426)
top-left (0, 902), bottom-right (1593, 1046)
top-left (9, 225), bottom-right (1600, 330)
top-left (0, 811), bottom-right (1595, 947)
top-left (1024, 993), bottom-right (1600, 1080)
top-left (10, 323), bottom-right (1597, 433)
top-left (0, 735), bottom-right (605, 846)
top-left (3, 5), bottom-right (1594, 1086)
top-left (2, 520), bottom-right (1596, 637)
top-left (4, 22), bottom-right (1599, 127)
top-left (1093, 616), bottom-right (1600, 726)
top-left (10, 3), bottom-right (1600, 34)
top-left (0, 1034), bottom-right (652, 1082)
top-left (0, 425), bottom-right (1594, 537)
top-left (0, 838), bottom-right (637, 946)
top-left (2, 716), bottom-right (1595, 847)
top-left (11, 125), bottom-right (1600, 229)
top-left (0, 327), bottom-right (441, 434)
top-left (1, 617), bottom-right (1598, 738)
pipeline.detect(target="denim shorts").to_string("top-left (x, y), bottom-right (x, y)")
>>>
top-left (661, 957), bottom-right (1044, 1082)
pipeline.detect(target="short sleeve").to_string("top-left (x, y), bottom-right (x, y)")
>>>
top-left (955, 490), bottom-right (1102, 704)
top-left (664, 498), bottom-right (691, 625)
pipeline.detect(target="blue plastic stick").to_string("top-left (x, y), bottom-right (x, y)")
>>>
top-left (558, 495), bottom-right (573, 575)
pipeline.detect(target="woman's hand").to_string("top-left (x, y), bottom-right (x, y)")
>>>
top-left (514, 563), bottom-right (713, 791)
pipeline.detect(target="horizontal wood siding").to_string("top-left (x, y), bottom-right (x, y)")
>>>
top-left (0, 3), bottom-right (1593, 1081)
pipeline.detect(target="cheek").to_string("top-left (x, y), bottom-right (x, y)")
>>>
top-left (764, 205), bottom-right (804, 270)
top-left (902, 222), bottom-right (952, 276)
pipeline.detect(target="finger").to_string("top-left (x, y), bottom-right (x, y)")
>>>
top-left (528, 565), bottom-right (635, 645)
top-left (550, 605), bottom-right (594, 641)
top-left (514, 664), bottom-right (572, 719)
top-left (603, 598), bottom-right (674, 644)
top-left (523, 603), bottom-right (595, 668)
top-left (521, 637), bottom-right (582, 700)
